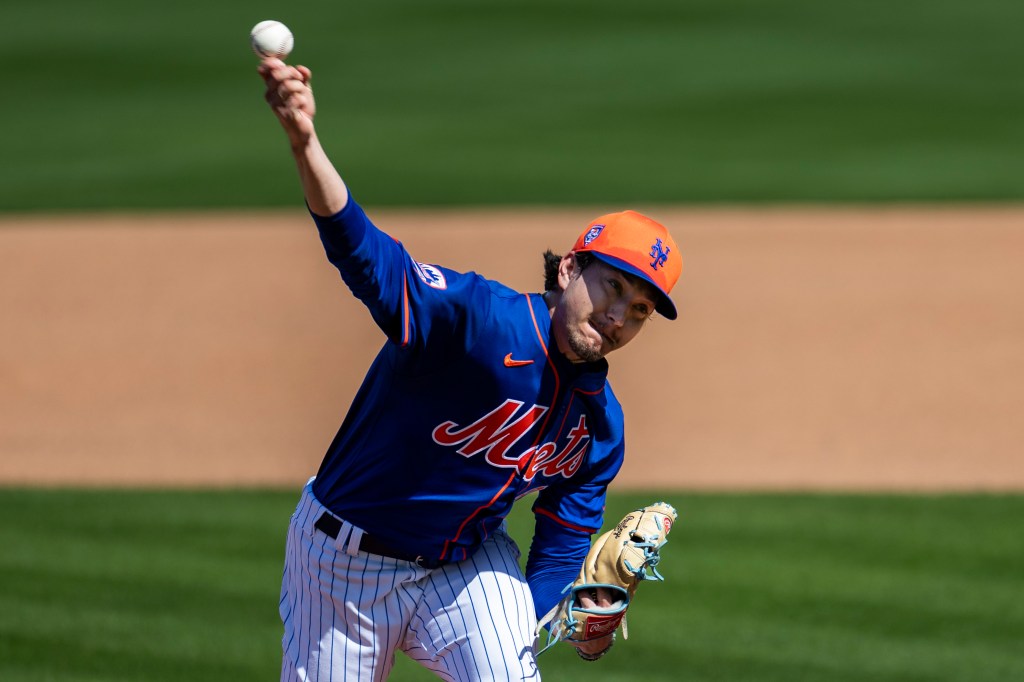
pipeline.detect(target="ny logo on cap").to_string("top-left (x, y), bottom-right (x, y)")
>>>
top-left (649, 238), bottom-right (670, 270)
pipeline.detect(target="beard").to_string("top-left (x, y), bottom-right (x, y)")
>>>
top-left (566, 323), bottom-right (604, 363)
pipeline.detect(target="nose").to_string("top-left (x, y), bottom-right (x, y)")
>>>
top-left (606, 300), bottom-right (626, 328)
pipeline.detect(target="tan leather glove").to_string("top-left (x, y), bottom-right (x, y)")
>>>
top-left (537, 502), bottom-right (678, 658)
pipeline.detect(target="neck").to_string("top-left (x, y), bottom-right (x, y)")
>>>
top-left (543, 289), bottom-right (560, 315)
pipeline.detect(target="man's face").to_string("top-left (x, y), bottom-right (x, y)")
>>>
top-left (552, 254), bottom-right (659, 362)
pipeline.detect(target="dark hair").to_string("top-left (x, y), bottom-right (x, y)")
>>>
top-left (542, 250), bottom-right (595, 291)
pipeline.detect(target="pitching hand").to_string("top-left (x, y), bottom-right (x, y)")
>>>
top-left (258, 58), bottom-right (316, 149)
top-left (569, 587), bottom-right (616, 659)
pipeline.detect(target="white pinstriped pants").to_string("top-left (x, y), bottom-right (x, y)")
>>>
top-left (279, 479), bottom-right (541, 681)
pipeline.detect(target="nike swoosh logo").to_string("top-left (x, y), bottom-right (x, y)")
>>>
top-left (503, 353), bottom-right (534, 368)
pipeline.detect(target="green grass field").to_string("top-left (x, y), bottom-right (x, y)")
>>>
top-left (3, 0), bottom-right (1023, 211)
top-left (1, 489), bottom-right (1021, 681)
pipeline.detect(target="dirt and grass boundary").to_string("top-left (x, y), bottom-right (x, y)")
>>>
top-left (3, 206), bottom-right (1022, 490)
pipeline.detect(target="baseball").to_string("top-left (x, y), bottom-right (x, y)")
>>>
top-left (250, 20), bottom-right (294, 59)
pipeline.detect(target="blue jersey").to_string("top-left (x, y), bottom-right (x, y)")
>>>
top-left (309, 197), bottom-right (626, 616)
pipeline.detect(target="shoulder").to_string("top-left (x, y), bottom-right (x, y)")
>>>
top-left (412, 263), bottom-right (519, 297)
top-left (483, 276), bottom-right (525, 301)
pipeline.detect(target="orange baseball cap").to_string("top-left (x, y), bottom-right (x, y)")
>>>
top-left (572, 210), bottom-right (682, 320)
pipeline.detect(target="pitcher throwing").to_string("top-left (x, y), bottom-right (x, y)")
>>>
top-left (258, 54), bottom-right (683, 681)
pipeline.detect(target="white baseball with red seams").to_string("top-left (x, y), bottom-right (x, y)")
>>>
top-left (250, 20), bottom-right (294, 59)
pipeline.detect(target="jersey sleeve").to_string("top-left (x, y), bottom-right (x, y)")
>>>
top-left (525, 428), bottom-right (625, 618)
top-left (311, 197), bottom-right (489, 361)
top-left (524, 511), bottom-right (591, 620)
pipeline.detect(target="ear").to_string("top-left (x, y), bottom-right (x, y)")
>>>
top-left (557, 252), bottom-right (579, 291)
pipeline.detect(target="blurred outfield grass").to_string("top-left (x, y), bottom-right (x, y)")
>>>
top-left (3, 0), bottom-right (1023, 211)
top-left (1, 488), bottom-right (1022, 681)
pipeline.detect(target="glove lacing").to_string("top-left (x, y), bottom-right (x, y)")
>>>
top-left (623, 534), bottom-right (668, 581)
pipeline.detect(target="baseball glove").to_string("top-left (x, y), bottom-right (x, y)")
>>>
top-left (536, 501), bottom-right (678, 659)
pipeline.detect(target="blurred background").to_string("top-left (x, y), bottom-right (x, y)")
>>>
top-left (3, 0), bottom-right (1023, 211)
top-left (1, 1), bottom-right (1023, 680)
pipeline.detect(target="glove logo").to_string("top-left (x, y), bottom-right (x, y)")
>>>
top-left (612, 513), bottom-right (637, 539)
top-left (583, 612), bottom-right (624, 639)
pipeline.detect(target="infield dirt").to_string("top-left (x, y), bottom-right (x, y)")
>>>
top-left (2, 207), bottom-right (1022, 490)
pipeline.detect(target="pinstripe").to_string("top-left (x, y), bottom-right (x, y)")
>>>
top-left (404, 587), bottom-right (437, 670)
top-left (282, 492), bottom-right (314, 663)
top-left (327, 541), bottom-right (336, 682)
top-left (443, 565), bottom-right (480, 681)
top-left (286, 492), bottom-right (315, 674)
top-left (299, 497), bottom-right (310, 671)
top-left (475, 535), bottom-right (538, 680)
top-left (516, 570), bottom-right (535, 650)
top-left (340, 548), bottom-right (352, 682)
top-left (378, 556), bottom-right (399, 677)
top-left (426, 568), bottom-right (477, 679)
top-left (492, 536), bottom-right (525, 635)
top-left (398, 580), bottom-right (423, 641)
top-left (305, 511), bottom-right (321, 679)
top-left (314, 531), bottom-right (328, 682)
top-left (284, 505), bottom-right (298, 667)
top-left (282, 485), bottom-right (320, 680)
top-left (404, 532), bottom-right (540, 681)
top-left (304, 494), bottom-right (319, 668)
top-left (426, 664), bottom-right (458, 682)
top-left (494, 533), bottom-right (537, 655)
top-left (453, 561), bottom-right (499, 678)
top-left (355, 552), bottom-right (366, 682)
top-left (377, 554), bottom-right (404, 682)
top-left (281, 482), bottom-right (546, 682)
top-left (369, 555), bottom-right (381, 681)
top-left (353, 548), bottom-right (370, 682)
top-left (474, 543), bottom-right (521, 674)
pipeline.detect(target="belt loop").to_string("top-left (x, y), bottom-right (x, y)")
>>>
top-left (345, 526), bottom-right (364, 557)
top-left (333, 519), bottom-right (353, 552)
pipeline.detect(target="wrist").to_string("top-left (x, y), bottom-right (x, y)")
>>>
top-left (575, 633), bottom-right (615, 661)
top-left (288, 132), bottom-right (315, 155)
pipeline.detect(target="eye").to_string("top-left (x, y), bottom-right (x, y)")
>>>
top-left (607, 278), bottom-right (623, 293)
top-left (633, 303), bottom-right (652, 318)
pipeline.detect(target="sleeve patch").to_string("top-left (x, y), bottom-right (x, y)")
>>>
top-left (413, 262), bottom-right (447, 290)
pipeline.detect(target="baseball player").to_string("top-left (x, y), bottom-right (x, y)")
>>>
top-left (258, 57), bottom-right (682, 681)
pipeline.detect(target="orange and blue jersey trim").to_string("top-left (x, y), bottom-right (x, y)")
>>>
top-left (400, 270), bottom-right (411, 347)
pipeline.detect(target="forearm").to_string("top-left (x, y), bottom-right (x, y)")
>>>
top-left (258, 58), bottom-right (347, 216)
top-left (292, 134), bottom-right (349, 217)
top-left (526, 514), bottom-right (590, 618)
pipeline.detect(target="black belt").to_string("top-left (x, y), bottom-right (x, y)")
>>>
top-left (314, 512), bottom-right (442, 568)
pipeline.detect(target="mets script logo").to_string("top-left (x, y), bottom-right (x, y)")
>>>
top-left (432, 399), bottom-right (590, 481)
top-left (413, 261), bottom-right (447, 289)
top-left (649, 238), bottom-right (670, 270)
top-left (582, 224), bottom-right (605, 247)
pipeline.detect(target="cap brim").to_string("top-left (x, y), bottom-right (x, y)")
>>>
top-left (589, 252), bottom-right (678, 320)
